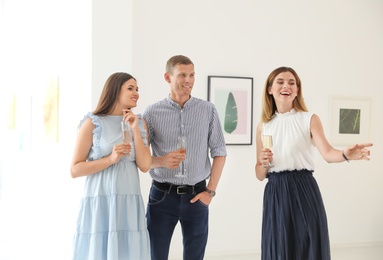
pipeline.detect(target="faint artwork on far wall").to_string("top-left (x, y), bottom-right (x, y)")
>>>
top-left (208, 76), bottom-right (253, 145)
top-left (4, 95), bottom-right (16, 130)
top-left (43, 76), bottom-right (59, 143)
top-left (5, 76), bottom-right (60, 150)
top-left (330, 96), bottom-right (371, 146)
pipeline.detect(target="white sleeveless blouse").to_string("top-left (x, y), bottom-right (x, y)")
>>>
top-left (262, 109), bottom-right (315, 172)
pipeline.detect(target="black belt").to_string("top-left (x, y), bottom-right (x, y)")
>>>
top-left (152, 180), bottom-right (206, 195)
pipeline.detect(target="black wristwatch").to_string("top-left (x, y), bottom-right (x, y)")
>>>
top-left (205, 188), bottom-right (216, 197)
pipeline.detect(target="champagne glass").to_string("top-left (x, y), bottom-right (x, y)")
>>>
top-left (121, 121), bottom-right (133, 157)
top-left (262, 135), bottom-right (274, 168)
top-left (175, 136), bottom-right (187, 178)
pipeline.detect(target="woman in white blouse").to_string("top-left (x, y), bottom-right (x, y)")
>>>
top-left (255, 66), bottom-right (372, 260)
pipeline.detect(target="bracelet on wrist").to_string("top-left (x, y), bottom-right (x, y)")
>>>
top-left (342, 152), bottom-right (350, 163)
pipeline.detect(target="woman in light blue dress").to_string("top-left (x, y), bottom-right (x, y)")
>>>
top-left (71, 72), bottom-right (151, 260)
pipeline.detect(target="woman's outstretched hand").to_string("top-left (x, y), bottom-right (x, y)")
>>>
top-left (344, 143), bottom-right (373, 161)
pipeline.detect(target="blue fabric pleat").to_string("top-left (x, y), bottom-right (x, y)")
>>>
top-left (72, 114), bottom-right (150, 260)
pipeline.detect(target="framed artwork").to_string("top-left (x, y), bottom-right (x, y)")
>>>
top-left (330, 96), bottom-right (371, 146)
top-left (208, 76), bottom-right (253, 145)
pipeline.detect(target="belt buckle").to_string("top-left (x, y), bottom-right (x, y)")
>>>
top-left (177, 185), bottom-right (187, 194)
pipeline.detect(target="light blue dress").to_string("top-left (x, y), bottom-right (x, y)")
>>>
top-left (72, 112), bottom-right (150, 260)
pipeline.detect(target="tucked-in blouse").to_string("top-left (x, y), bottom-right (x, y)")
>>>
top-left (262, 109), bottom-right (316, 173)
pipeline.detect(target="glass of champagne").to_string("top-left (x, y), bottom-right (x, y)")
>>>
top-left (262, 135), bottom-right (274, 168)
top-left (175, 136), bottom-right (186, 178)
top-left (121, 121), bottom-right (133, 157)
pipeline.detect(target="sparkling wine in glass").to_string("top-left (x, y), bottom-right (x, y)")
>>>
top-left (121, 121), bottom-right (133, 157)
top-left (175, 136), bottom-right (187, 178)
top-left (262, 135), bottom-right (274, 168)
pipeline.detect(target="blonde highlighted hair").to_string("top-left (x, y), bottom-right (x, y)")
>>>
top-left (261, 67), bottom-right (308, 123)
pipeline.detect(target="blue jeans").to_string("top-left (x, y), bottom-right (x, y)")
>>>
top-left (146, 183), bottom-right (209, 260)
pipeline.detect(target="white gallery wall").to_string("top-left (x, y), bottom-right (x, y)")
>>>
top-left (92, 0), bottom-right (383, 258)
top-left (0, 1), bottom-right (92, 259)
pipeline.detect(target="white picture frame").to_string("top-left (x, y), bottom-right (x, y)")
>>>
top-left (208, 76), bottom-right (253, 145)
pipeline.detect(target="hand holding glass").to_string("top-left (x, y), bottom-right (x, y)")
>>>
top-left (175, 136), bottom-right (186, 178)
top-left (121, 121), bottom-right (133, 156)
top-left (262, 135), bottom-right (274, 168)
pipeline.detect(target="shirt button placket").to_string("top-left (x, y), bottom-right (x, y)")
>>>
top-left (180, 109), bottom-right (185, 136)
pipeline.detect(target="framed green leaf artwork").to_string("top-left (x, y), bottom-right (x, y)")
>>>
top-left (330, 96), bottom-right (371, 146)
top-left (208, 76), bottom-right (253, 145)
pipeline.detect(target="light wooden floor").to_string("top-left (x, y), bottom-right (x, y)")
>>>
top-left (201, 246), bottom-right (383, 260)
top-left (170, 246), bottom-right (383, 260)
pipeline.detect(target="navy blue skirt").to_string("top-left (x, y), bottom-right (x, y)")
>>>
top-left (262, 170), bottom-right (331, 260)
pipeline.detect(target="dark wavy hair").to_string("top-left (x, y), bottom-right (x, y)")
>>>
top-left (93, 72), bottom-right (136, 115)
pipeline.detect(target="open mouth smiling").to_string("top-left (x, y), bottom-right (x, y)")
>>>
top-left (280, 91), bottom-right (291, 96)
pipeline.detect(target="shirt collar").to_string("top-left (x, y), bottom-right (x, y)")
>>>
top-left (166, 95), bottom-right (194, 109)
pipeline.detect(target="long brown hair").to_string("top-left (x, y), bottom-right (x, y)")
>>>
top-left (261, 67), bottom-right (308, 123)
top-left (93, 72), bottom-right (136, 115)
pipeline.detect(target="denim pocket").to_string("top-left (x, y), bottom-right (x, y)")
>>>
top-left (148, 185), bottom-right (167, 205)
top-left (196, 199), bottom-right (209, 208)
